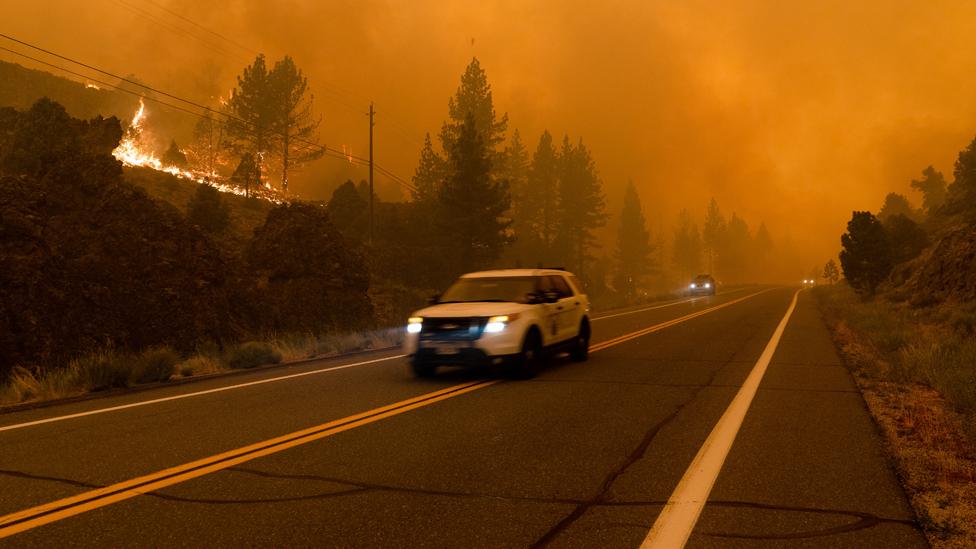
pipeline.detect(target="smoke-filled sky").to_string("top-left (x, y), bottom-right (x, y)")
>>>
top-left (6, 0), bottom-right (976, 270)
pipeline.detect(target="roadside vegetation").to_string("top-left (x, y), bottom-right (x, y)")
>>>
top-left (819, 133), bottom-right (976, 548)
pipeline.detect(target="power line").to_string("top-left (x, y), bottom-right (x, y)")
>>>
top-left (139, 0), bottom-right (258, 56)
top-left (0, 33), bottom-right (416, 193)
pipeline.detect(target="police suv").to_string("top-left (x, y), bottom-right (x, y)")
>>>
top-left (404, 269), bottom-right (591, 377)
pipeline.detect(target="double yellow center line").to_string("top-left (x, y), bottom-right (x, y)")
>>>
top-left (0, 288), bottom-right (770, 539)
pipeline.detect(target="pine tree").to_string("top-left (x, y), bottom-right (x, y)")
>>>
top-left (719, 213), bottom-right (751, 283)
top-left (877, 192), bottom-right (916, 222)
top-left (162, 139), bottom-right (188, 168)
top-left (672, 209), bottom-right (702, 280)
top-left (439, 58), bottom-right (508, 157)
top-left (230, 152), bottom-right (261, 197)
top-left (527, 130), bottom-right (559, 263)
top-left (411, 133), bottom-right (444, 203)
top-left (702, 198), bottom-right (726, 275)
top-left (503, 129), bottom-right (533, 263)
top-left (554, 136), bottom-right (607, 277)
top-left (268, 56), bottom-right (322, 193)
top-left (947, 136), bottom-right (976, 218)
top-left (437, 113), bottom-right (511, 274)
top-left (225, 55), bottom-right (277, 183)
top-left (614, 181), bottom-right (653, 298)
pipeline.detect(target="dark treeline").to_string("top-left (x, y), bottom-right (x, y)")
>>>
top-left (838, 137), bottom-right (976, 299)
top-left (0, 98), bottom-right (370, 380)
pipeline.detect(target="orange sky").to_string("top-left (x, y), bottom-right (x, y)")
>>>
top-left (6, 0), bottom-right (976, 270)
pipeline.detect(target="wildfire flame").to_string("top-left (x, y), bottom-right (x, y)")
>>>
top-left (85, 82), bottom-right (100, 90)
top-left (112, 99), bottom-right (280, 203)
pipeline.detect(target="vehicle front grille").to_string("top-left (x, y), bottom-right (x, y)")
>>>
top-left (420, 317), bottom-right (485, 340)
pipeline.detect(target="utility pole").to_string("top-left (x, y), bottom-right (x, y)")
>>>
top-left (368, 102), bottom-right (375, 245)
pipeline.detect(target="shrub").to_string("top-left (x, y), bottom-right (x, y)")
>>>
top-left (177, 355), bottom-right (224, 377)
top-left (75, 351), bottom-right (130, 392)
top-left (227, 342), bottom-right (282, 369)
top-left (132, 346), bottom-right (179, 383)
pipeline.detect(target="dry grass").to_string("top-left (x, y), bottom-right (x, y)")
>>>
top-left (815, 284), bottom-right (976, 548)
top-left (1, 328), bottom-right (404, 407)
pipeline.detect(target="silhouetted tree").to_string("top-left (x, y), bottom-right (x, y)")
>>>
top-left (526, 130), bottom-right (560, 263)
top-left (883, 214), bottom-right (928, 264)
top-left (839, 211), bottom-right (892, 295)
top-left (614, 181), bottom-right (653, 297)
top-left (411, 133), bottom-right (444, 203)
top-left (702, 198), bottom-right (726, 275)
top-left (437, 113), bottom-right (511, 274)
top-left (440, 57), bottom-right (508, 156)
top-left (672, 209), bottom-right (703, 280)
top-left (719, 213), bottom-right (751, 283)
top-left (910, 166), bottom-right (947, 216)
top-left (162, 139), bottom-right (188, 168)
top-left (268, 55), bottom-right (322, 192)
top-left (754, 221), bottom-right (774, 281)
top-left (503, 129), bottom-right (534, 264)
top-left (823, 259), bottom-right (840, 284)
top-left (225, 55), bottom-right (276, 181)
top-left (877, 192), bottom-right (917, 222)
top-left (946, 135), bottom-right (976, 219)
top-left (554, 135), bottom-right (606, 277)
top-left (186, 184), bottom-right (230, 235)
top-left (230, 152), bottom-right (261, 197)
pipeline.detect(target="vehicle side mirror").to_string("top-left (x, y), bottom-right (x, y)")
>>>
top-left (543, 291), bottom-right (560, 303)
top-left (426, 294), bottom-right (440, 306)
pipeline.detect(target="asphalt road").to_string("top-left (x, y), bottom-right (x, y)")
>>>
top-left (0, 287), bottom-right (927, 548)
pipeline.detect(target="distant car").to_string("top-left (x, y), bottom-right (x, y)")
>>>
top-left (403, 269), bottom-right (591, 378)
top-left (802, 279), bottom-right (817, 287)
top-left (688, 274), bottom-right (716, 296)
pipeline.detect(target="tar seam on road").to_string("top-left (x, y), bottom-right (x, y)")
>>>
top-left (0, 288), bottom-right (771, 540)
top-left (0, 288), bottom-right (758, 434)
top-left (640, 289), bottom-right (801, 549)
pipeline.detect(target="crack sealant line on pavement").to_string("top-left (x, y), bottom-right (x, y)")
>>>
top-left (640, 289), bottom-right (801, 549)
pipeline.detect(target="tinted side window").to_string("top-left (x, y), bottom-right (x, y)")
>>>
top-left (569, 275), bottom-right (584, 294)
top-left (550, 275), bottom-right (574, 297)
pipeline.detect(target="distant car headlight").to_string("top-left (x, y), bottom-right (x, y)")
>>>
top-left (485, 314), bottom-right (520, 333)
top-left (407, 317), bottom-right (423, 333)
top-left (689, 283), bottom-right (696, 289)
top-left (704, 283), bottom-right (711, 288)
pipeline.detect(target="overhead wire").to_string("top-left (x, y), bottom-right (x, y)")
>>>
top-left (0, 33), bottom-right (416, 193)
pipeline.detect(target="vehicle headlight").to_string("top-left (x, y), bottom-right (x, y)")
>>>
top-left (407, 317), bottom-right (423, 334)
top-left (485, 314), bottom-right (520, 333)
top-left (689, 283), bottom-right (696, 289)
top-left (704, 283), bottom-right (711, 288)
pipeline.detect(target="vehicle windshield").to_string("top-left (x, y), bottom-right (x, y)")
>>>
top-left (694, 275), bottom-right (713, 283)
top-left (439, 277), bottom-right (538, 304)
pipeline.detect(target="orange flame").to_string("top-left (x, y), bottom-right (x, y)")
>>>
top-left (111, 99), bottom-right (280, 203)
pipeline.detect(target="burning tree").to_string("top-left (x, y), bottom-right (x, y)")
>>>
top-left (269, 56), bottom-right (322, 193)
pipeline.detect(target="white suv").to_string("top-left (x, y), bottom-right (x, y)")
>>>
top-left (404, 269), bottom-right (591, 377)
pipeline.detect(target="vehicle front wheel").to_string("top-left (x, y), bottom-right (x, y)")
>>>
top-left (512, 330), bottom-right (544, 379)
top-left (570, 320), bottom-right (590, 362)
top-left (411, 358), bottom-right (437, 378)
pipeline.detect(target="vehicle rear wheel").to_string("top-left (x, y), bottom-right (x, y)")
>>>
top-left (411, 358), bottom-right (437, 378)
top-left (512, 330), bottom-right (544, 379)
top-left (570, 319), bottom-right (590, 362)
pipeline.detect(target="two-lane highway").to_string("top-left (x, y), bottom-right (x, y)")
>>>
top-left (0, 288), bottom-right (926, 547)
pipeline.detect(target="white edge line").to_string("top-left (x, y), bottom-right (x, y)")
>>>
top-left (640, 289), bottom-right (800, 549)
top-left (0, 353), bottom-right (406, 433)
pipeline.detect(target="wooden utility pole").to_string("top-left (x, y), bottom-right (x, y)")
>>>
top-left (368, 102), bottom-right (375, 245)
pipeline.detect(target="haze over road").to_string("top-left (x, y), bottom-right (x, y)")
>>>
top-left (0, 287), bottom-right (925, 547)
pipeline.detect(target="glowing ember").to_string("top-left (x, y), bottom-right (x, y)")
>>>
top-left (85, 82), bottom-right (101, 90)
top-left (112, 99), bottom-right (280, 203)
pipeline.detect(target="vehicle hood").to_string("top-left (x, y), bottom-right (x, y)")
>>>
top-left (412, 302), bottom-right (532, 318)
